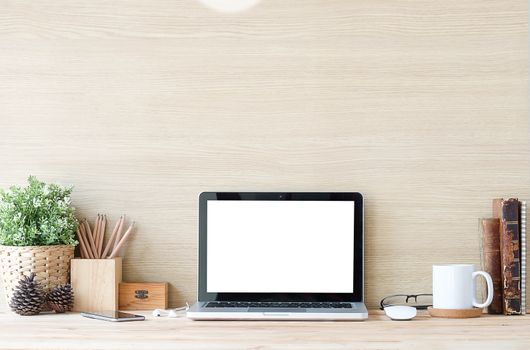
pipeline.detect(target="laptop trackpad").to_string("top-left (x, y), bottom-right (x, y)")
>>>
top-left (249, 308), bottom-right (306, 313)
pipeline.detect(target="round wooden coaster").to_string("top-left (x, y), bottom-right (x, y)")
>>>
top-left (428, 307), bottom-right (483, 318)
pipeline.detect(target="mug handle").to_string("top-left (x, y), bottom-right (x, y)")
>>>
top-left (472, 271), bottom-right (494, 308)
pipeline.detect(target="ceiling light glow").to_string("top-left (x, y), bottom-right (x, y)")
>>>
top-left (198, 0), bottom-right (261, 13)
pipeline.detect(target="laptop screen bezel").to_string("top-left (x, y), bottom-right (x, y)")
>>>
top-left (197, 192), bottom-right (364, 303)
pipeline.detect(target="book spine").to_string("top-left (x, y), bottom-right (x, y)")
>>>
top-left (521, 201), bottom-right (526, 315)
top-left (498, 198), bottom-right (522, 315)
top-left (481, 218), bottom-right (503, 314)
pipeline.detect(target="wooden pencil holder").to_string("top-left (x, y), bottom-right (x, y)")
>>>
top-left (71, 258), bottom-right (122, 312)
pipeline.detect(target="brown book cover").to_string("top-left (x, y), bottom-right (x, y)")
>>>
top-left (493, 198), bottom-right (522, 315)
top-left (481, 218), bottom-right (503, 314)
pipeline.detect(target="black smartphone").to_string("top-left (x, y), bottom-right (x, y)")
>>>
top-left (81, 310), bottom-right (145, 322)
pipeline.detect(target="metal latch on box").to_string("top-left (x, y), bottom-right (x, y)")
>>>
top-left (135, 290), bottom-right (149, 299)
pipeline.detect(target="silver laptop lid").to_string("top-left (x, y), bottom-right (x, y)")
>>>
top-left (197, 192), bottom-right (364, 303)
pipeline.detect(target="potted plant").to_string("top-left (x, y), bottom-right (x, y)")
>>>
top-left (0, 176), bottom-right (78, 305)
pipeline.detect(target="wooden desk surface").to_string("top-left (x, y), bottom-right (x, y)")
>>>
top-left (1, 310), bottom-right (529, 350)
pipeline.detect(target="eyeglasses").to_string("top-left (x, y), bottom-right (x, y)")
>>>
top-left (379, 294), bottom-right (433, 310)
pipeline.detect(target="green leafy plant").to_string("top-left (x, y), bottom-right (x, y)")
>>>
top-left (0, 176), bottom-right (78, 246)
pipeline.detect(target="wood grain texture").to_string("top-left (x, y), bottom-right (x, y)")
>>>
top-left (0, 0), bottom-right (528, 310)
top-left (119, 282), bottom-right (168, 310)
top-left (0, 310), bottom-right (529, 349)
top-left (71, 258), bottom-right (122, 312)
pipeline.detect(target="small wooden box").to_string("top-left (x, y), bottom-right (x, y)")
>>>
top-left (71, 258), bottom-right (122, 312)
top-left (119, 282), bottom-right (168, 310)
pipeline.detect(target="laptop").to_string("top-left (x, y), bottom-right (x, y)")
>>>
top-left (187, 192), bottom-right (368, 320)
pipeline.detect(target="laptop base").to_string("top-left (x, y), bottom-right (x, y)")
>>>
top-left (187, 302), bottom-right (368, 321)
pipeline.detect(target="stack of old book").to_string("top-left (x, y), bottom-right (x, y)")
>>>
top-left (481, 198), bottom-right (526, 315)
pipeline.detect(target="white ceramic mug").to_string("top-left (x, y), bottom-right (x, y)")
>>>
top-left (432, 264), bottom-right (493, 309)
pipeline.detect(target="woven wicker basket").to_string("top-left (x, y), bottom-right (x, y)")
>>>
top-left (0, 245), bottom-right (74, 304)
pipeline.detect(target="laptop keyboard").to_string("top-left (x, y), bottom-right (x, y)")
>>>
top-left (205, 301), bottom-right (352, 309)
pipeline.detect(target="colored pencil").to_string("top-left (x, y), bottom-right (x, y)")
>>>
top-left (78, 223), bottom-right (94, 259)
top-left (93, 215), bottom-right (100, 257)
top-left (102, 216), bottom-right (123, 258)
top-left (113, 215), bottom-right (125, 250)
top-left (98, 215), bottom-right (107, 258)
top-left (109, 222), bottom-right (135, 259)
top-left (76, 228), bottom-right (90, 259)
top-left (84, 219), bottom-right (98, 258)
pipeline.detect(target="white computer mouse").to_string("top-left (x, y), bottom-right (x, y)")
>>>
top-left (383, 306), bottom-right (417, 321)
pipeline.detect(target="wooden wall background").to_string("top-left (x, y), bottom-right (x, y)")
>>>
top-left (0, 0), bottom-right (528, 310)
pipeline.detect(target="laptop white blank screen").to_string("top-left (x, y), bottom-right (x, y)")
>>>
top-left (206, 200), bottom-right (355, 293)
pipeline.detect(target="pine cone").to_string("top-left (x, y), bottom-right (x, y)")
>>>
top-left (46, 284), bottom-right (74, 313)
top-left (9, 273), bottom-right (45, 316)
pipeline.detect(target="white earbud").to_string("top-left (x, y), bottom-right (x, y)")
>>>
top-left (152, 309), bottom-right (177, 317)
top-left (152, 303), bottom-right (189, 318)
top-left (152, 309), bottom-right (163, 317)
